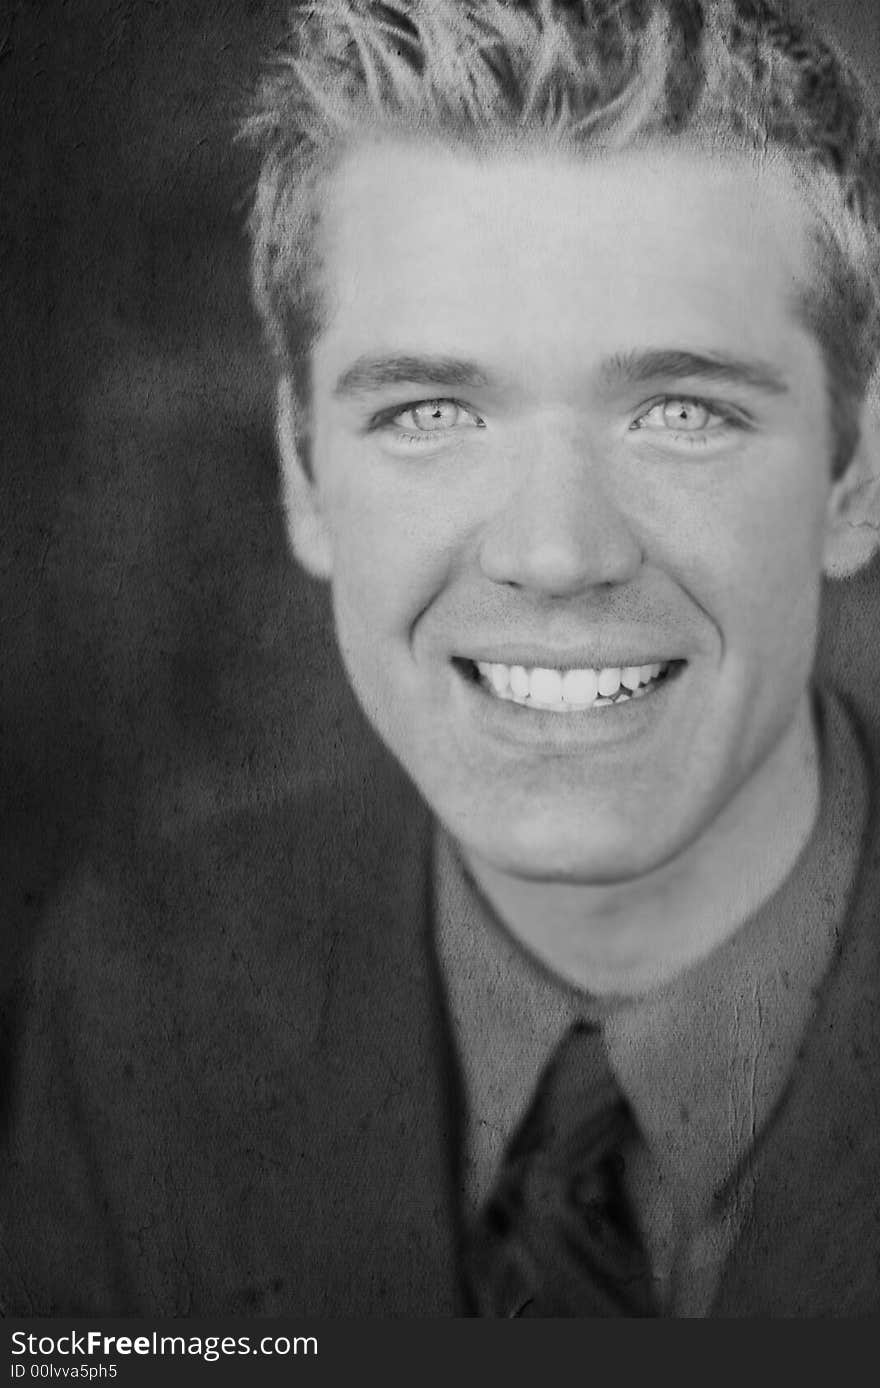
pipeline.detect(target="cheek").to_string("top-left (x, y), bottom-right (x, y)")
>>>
top-left (634, 454), bottom-right (829, 666)
top-left (322, 466), bottom-right (458, 645)
top-left (729, 467), bottom-right (828, 621)
top-left (691, 469), bottom-right (827, 671)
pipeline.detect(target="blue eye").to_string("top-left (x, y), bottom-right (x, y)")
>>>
top-left (395, 400), bottom-right (467, 433)
top-left (630, 397), bottom-right (740, 444)
top-left (375, 398), bottom-right (486, 444)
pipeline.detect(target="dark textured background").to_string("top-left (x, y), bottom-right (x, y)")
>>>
top-left (1, 0), bottom-right (879, 980)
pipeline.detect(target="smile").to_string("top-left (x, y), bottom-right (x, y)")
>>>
top-left (466, 659), bottom-right (675, 712)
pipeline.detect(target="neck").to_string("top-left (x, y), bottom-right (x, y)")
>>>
top-left (461, 693), bottom-right (821, 996)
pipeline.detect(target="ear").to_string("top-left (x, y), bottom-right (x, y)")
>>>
top-left (822, 401), bottom-right (880, 580)
top-left (276, 375), bottom-right (333, 580)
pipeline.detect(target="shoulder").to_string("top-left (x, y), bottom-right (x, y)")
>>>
top-left (0, 737), bottom-right (444, 1316)
top-left (16, 736), bottom-right (432, 1089)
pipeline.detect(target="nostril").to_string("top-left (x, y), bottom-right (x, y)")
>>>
top-left (477, 508), bottom-right (644, 597)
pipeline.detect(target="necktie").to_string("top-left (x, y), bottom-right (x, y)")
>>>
top-left (462, 1020), bottom-right (659, 1316)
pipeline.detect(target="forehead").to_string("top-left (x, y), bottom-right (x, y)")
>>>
top-left (313, 136), bottom-right (822, 396)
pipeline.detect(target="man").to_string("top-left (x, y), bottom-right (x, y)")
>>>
top-left (2, 0), bottom-right (880, 1316)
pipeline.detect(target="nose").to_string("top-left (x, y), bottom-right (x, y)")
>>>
top-left (477, 440), bottom-right (644, 596)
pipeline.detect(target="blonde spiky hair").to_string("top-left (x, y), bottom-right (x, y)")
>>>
top-left (244, 0), bottom-right (880, 473)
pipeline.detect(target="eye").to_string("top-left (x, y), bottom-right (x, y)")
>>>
top-left (373, 398), bottom-right (486, 443)
top-left (397, 400), bottom-right (468, 433)
top-left (630, 397), bottom-right (734, 440)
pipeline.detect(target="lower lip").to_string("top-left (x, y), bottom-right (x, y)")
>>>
top-left (452, 660), bottom-right (686, 750)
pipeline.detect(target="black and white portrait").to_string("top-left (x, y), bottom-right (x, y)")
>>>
top-left (2, 0), bottom-right (880, 1318)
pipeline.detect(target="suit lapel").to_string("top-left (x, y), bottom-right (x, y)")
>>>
top-left (280, 744), bottom-right (462, 1313)
top-left (713, 697), bottom-right (880, 1315)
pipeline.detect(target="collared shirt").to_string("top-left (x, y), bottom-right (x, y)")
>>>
top-left (434, 690), bottom-right (868, 1315)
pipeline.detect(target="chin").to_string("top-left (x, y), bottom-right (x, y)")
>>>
top-left (462, 811), bottom-right (672, 887)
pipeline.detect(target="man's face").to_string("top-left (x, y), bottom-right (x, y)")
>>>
top-left (292, 137), bottom-right (850, 884)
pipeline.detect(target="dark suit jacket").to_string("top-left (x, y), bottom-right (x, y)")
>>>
top-left (2, 705), bottom-right (880, 1316)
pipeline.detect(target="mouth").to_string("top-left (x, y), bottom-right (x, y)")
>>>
top-left (454, 657), bottom-right (683, 713)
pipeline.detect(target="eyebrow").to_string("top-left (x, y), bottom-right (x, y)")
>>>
top-left (333, 354), bottom-right (494, 399)
top-left (331, 347), bottom-right (791, 402)
top-left (599, 349), bottom-right (790, 397)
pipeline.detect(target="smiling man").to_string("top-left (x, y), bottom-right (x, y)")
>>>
top-left (3, 0), bottom-right (880, 1319)
top-left (299, 138), bottom-right (841, 992)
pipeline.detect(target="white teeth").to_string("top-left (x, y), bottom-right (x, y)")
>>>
top-left (489, 662), bottom-right (509, 695)
top-left (509, 665), bottom-right (530, 698)
top-left (472, 658), bottom-right (672, 712)
top-left (561, 667), bottom-right (599, 704)
top-left (621, 666), bottom-right (642, 691)
top-left (529, 667), bottom-right (563, 703)
top-left (597, 667), bottom-right (621, 697)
